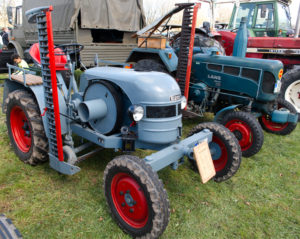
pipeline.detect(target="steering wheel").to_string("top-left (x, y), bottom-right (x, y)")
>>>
top-left (54, 43), bottom-right (84, 55)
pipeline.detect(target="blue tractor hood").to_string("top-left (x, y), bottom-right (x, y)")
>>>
top-left (80, 67), bottom-right (181, 104)
top-left (193, 54), bottom-right (283, 75)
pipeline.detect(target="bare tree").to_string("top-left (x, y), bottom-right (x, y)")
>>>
top-left (0, 0), bottom-right (17, 27)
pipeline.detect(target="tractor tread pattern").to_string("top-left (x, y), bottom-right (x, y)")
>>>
top-left (5, 90), bottom-right (48, 165)
top-left (103, 155), bottom-right (170, 239)
top-left (0, 214), bottom-right (23, 239)
top-left (222, 111), bottom-right (264, 158)
top-left (188, 122), bottom-right (242, 182)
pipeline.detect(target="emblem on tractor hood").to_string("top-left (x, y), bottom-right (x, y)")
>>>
top-left (170, 94), bottom-right (181, 101)
top-left (208, 74), bottom-right (221, 80)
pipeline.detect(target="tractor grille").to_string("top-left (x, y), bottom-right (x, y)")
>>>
top-left (146, 105), bottom-right (181, 118)
top-left (262, 71), bottom-right (275, 93)
top-left (178, 103), bottom-right (182, 115)
top-left (242, 68), bottom-right (260, 82)
top-left (207, 63), bottom-right (222, 72)
top-left (224, 66), bottom-right (240, 76)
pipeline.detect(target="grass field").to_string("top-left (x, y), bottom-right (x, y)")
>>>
top-left (0, 74), bottom-right (299, 239)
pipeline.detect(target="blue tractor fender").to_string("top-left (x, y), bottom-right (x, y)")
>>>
top-left (127, 47), bottom-right (178, 73)
top-left (214, 105), bottom-right (241, 123)
top-left (3, 76), bottom-right (68, 138)
top-left (80, 66), bottom-right (181, 105)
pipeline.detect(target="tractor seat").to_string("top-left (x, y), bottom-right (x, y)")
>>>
top-left (29, 43), bottom-right (68, 70)
top-left (11, 74), bottom-right (43, 86)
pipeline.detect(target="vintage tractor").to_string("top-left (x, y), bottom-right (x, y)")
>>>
top-left (2, 6), bottom-right (242, 238)
top-left (216, 0), bottom-right (300, 119)
top-left (128, 3), bottom-right (298, 158)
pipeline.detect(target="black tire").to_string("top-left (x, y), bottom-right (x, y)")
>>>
top-left (188, 122), bottom-right (242, 182)
top-left (83, 81), bottom-right (122, 135)
top-left (0, 214), bottom-right (23, 239)
top-left (134, 59), bottom-right (167, 73)
top-left (103, 155), bottom-right (170, 238)
top-left (279, 67), bottom-right (300, 121)
top-left (5, 90), bottom-right (48, 165)
top-left (259, 98), bottom-right (297, 135)
top-left (221, 111), bottom-right (264, 158)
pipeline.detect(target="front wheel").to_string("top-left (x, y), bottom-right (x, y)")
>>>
top-left (103, 155), bottom-right (170, 238)
top-left (259, 99), bottom-right (297, 135)
top-left (221, 111), bottom-right (264, 158)
top-left (0, 214), bottom-right (23, 239)
top-left (188, 122), bottom-right (242, 182)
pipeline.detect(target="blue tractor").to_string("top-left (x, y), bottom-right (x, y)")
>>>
top-left (128, 3), bottom-right (298, 158)
top-left (2, 6), bottom-right (241, 238)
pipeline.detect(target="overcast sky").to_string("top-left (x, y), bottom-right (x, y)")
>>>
top-left (9, 0), bottom-right (300, 26)
top-left (143, 0), bottom-right (300, 26)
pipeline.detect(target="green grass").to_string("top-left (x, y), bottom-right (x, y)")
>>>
top-left (0, 76), bottom-right (299, 239)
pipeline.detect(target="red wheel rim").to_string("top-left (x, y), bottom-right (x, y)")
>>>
top-left (225, 119), bottom-right (253, 151)
top-left (10, 106), bottom-right (32, 153)
top-left (260, 103), bottom-right (289, 132)
top-left (261, 115), bottom-right (288, 131)
top-left (212, 135), bottom-right (228, 171)
top-left (111, 172), bottom-right (149, 228)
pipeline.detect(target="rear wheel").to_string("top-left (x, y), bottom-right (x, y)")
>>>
top-left (5, 90), bottom-right (48, 165)
top-left (221, 111), bottom-right (264, 158)
top-left (259, 99), bottom-right (297, 135)
top-left (103, 155), bottom-right (170, 238)
top-left (134, 59), bottom-right (167, 73)
top-left (280, 67), bottom-right (300, 120)
top-left (188, 122), bottom-right (242, 182)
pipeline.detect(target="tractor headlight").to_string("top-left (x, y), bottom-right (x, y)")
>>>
top-left (128, 105), bottom-right (144, 122)
top-left (181, 96), bottom-right (187, 110)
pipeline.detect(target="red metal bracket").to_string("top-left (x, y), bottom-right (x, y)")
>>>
top-left (184, 3), bottom-right (201, 108)
top-left (46, 6), bottom-right (64, 162)
top-left (41, 107), bottom-right (48, 117)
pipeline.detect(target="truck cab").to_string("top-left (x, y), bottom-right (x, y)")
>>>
top-left (228, 0), bottom-right (293, 37)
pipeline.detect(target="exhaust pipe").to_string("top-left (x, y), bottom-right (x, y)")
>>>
top-left (295, 3), bottom-right (300, 38)
top-left (78, 99), bottom-right (107, 122)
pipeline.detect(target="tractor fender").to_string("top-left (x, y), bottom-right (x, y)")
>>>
top-left (7, 41), bottom-right (24, 58)
top-left (3, 79), bottom-right (68, 137)
top-left (214, 105), bottom-right (241, 123)
top-left (80, 66), bottom-right (181, 105)
top-left (127, 47), bottom-right (178, 73)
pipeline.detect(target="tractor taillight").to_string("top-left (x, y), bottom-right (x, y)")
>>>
top-left (125, 64), bottom-right (133, 69)
top-left (168, 53), bottom-right (172, 59)
top-left (278, 69), bottom-right (283, 80)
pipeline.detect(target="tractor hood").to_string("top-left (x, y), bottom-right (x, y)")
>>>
top-left (193, 54), bottom-right (283, 74)
top-left (192, 54), bottom-right (284, 101)
top-left (80, 67), bottom-right (181, 104)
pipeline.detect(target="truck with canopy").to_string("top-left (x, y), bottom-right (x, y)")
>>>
top-left (5, 0), bottom-right (145, 67)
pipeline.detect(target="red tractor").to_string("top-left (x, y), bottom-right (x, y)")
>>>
top-left (216, 0), bottom-right (300, 120)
